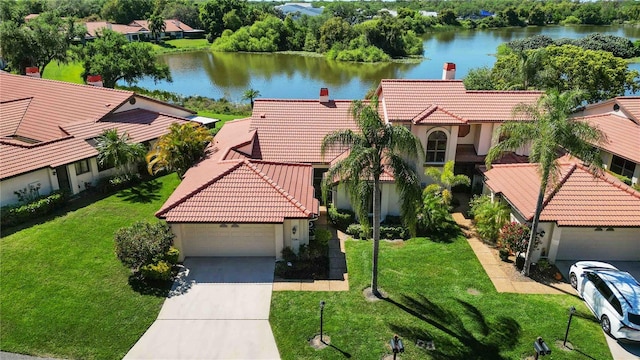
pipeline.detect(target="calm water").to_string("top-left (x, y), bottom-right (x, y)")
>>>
top-left (131, 25), bottom-right (640, 101)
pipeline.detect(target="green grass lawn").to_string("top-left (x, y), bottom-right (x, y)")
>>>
top-left (152, 38), bottom-right (211, 54)
top-left (0, 174), bottom-right (181, 360)
top-left (42, 61), bottom-right (84, 84)
top-left (270, 237), bottom-right (612, 360)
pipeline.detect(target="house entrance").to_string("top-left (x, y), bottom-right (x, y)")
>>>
top-left (55, 166), bottom-right (71, 193)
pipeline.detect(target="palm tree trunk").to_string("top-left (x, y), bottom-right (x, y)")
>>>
top-left (523, 167), bottom-right (549, 276)
top-left (371, 177), bottom-right (381, 296)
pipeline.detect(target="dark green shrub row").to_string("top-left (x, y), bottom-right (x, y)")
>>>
top-left (0, 191), bottom-right (69, 228)
top-left (345, 223), bottom-right (407, 240)
top-left (95, 173), bottom-right (141, 194)
top-left (275, 231), bottom-right (331, 280)
top-left (327, 205), bottom-right (355, 231)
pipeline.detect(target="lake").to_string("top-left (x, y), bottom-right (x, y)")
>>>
top-left (131, 25), bottom-right (640, 101)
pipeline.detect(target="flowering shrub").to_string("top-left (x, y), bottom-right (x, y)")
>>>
top-left (499, 222), bottom-right (532, 256)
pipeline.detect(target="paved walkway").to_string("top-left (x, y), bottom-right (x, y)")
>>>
top-left (452, 213), bottom-right (574, 295)
top-left (124, 257), bottom-right (280, 360)
top-left (273, 207), bottom-right (349, 292)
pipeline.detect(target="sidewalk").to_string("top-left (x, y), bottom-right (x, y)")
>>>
top-left (452, 213), bottom-right (574, 295)
top-left (272, 207), bottom-right (349, 292)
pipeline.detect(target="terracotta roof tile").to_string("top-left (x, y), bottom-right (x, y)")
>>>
top-left (130, 19), bottom-right (197, 33)
top-left (0, 72), bottom-right (133, 142)
top-left (0, 97), bottom-right (31, 137)
top-left (484, 161), bottom-right (640, 226)
top-left (616, 96), bottom-right (640, 123)
top-left (249, 100), bottom-right (358, 163)
top-left (579, 113), bottom-right (640, 163)
top-left (378, 80), bottom-right (542, 123)
top-left (85, 21), bottom-right (148, 37)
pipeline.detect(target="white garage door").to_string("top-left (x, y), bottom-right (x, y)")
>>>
top-left (181, 223), bottom-right (276, 257)
top-left (556, 227), bottom-right (640, 261)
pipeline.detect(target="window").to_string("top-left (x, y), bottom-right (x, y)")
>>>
top-left (609, 155), bottom-right (635, 179)
top-left (98, 160), bottom-right (115, 172)
top-left (74, 159), bottom-right (90, 175)
top-left (426, 131), bottom-right (447, 163)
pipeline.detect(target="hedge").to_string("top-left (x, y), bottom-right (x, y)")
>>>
top-left (1, 191), bottom-right (69, 228)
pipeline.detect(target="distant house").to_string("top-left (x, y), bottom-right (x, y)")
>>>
top-left (84, 21), bottom-right (150, 41)
top-left (129, 19), bottom-right (205, 39)
top-left (482, 157), bottom-right (640, 264)
top-left (573, 96), bottom-right (640, 185)
top-left (0, 72), bottom-right (207, 207)
top-left (275, 3), bottom-right (324, 17)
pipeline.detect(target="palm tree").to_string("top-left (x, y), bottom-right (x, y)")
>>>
top-left (321, 100), bottom-right (423, 297)
top-left (146, 122), bottom-right (213, 178)
top-left (486, 89), bottom-right (605, 276)
top-left (424, 160), bottom-right (470, 206)
top-left (242, 88), bottom-right (260, 108)
top-left (96, 129), bottom-right (145, 174)
top-left (148, 14), bottom-right (166, 43)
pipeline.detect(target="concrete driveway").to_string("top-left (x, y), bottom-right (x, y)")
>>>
top-left (124, 257), bottom-right (280, 360)
top-left (555, 261), bottom-right (640, 360)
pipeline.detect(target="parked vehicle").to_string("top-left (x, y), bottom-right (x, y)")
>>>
top-left (569, 261), bottom-right (640, 342)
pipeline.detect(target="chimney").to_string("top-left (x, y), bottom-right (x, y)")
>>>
top-left (87, 75), bottom-right (103, 87)
top-left (442, 62), bottom-right (456, 80)
top-left (319, 87), bottom-right (329, 103)
top-left (25, 66), bottom-right (40, 78)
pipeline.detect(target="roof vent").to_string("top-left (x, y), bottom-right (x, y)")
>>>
top-left (129, 97), bottom-right (136, 105)
top-left (442, 62), bottom-right (456, 80)
top-left (319, 87), bottom-right (329, 103)
top-left (613, 103), bottom-right (620, 112)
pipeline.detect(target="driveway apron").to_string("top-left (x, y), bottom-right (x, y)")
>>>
top-left (124, 257), bottom-right (280, 360)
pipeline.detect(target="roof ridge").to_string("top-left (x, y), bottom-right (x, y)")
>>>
top-left (254, 99), bottom-right (355, 103)
top-left (244, 160), bottom-right (311, 216)
top-left (467, 90), bottom-right (544, 94)
top-left (156, 160), bottom-right (244, 218)
top-left (7, 97), bottom-right (32, 137)
top-left (381, 79), bottom-right (463, 83)
top-left (574, 162), bottom-right (640, 200)
top-left (541, 163), bottom-right (578, 211)
top-left (0, 72), bottom-right (134, 96)
top-left (0, 96), bottom-right (33, 104)
top-left (0, 135), bottom-right (74, 148)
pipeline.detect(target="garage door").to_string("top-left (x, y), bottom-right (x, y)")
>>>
top-left (556, 227), bottom-right (640, 261)
top-left (181, 223), bottom-right (276, 257)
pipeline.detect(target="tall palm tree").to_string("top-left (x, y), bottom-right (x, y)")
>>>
top-left (424, 160), bottom-right (470, 206)
top-left (242, 88), bottom-right (260, 108)
top-left (321, 100), bottom-right (423, 296)
top-left (486, 89), bottom-right (605, 276)
top-left (148, 14), bottom-right (166, 43)
top-left (96, 129), bottom-right (145, 174)
top-left (146, 122), bottom-right (212, 178)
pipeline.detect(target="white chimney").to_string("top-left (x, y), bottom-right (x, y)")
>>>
top-left (25, 66), bottom-right (40, 78)
top-left (319, 87), bottom-right (329, 103)
top-left (442, 62), bottom-right (456, 80)
top-left (87, 75), bottom-right (103, 87)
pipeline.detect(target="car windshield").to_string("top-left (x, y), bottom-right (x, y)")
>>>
top-left (629, 313), bottom-right (640, 326)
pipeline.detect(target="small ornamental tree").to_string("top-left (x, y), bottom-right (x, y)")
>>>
top-left (499, 222), bottom-right (531, 255)
top-left (114, 221), bottom-right (175, 272)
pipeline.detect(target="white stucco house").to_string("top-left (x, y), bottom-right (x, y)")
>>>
top-left (0, 72), bottom-right (201, 207)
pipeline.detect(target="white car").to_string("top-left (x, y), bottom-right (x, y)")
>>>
top-left (569, 261), bottom-right (640, 342)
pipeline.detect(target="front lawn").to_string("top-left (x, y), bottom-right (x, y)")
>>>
top-left (270, 237), bottom-right (612, 359)
top-left (0, 174), bottom-right (180, 359)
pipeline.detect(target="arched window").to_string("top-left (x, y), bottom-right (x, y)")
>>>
top-left (426, 131), bottom-right (447, 163)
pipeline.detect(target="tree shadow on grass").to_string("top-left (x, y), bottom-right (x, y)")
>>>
top-left (117, 180), bottom-right (162, 203)
top-left (386, 294), bottom-right (520, 360)
top-left (422, 219), bottom-right (463, 243)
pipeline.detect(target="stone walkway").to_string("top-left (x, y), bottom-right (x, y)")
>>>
top-left (272, 207), bottom-right (349, 292)
top-left (452, 213), bottom-right (574, 295)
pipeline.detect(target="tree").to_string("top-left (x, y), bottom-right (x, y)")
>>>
top-left (469, 195), bottom-right (510, 243)
top-left (148, 13), bottom-right (166, 42)
top-left (486, 90), bottom-right (605, 276)
top-left (463, 66), bottom-right (495, 90)
top-left (321, 100), bottom-right (423, 297)
top-left (101, 0), bottom-right (153, 25)
top-left (146, 122), bottom-right (213, 178)
top-left (96, 129), bottom-right (145, 174)
top-left (242, 88), bottom-right (260, 108)
top-left (200, 0), bottom-right (248, 42)
top-left (318, 17), bottom-right (353, 53)
top-left (0, 12), bottom-right (83, 76)
top-left (424, 160), bottom-right (470, 206)
top-left (75, 29), bottom-right (171, 88)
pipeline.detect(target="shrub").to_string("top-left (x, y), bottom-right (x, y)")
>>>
top-left (499, 222), bottom-right (531, 254)
top-left (96, 173), bottom-right (142, 193)
top-left (1, 191), bottom-right (69, 228)
top-left (114, 221), bottom-right (175, 270)
top-left (164, 246), bottom-right (180, 265)
top-left (314, 228), bottom-right (332, 247)
top-left (328, 205), bottom-right (355, 231)
top-left (346, 223), bottom-right (406, 240)
top-left (140, 260), bottom-right (172, 281)
top-left (469, 195), bottom-right (510, 243)
top-left (276, 240), bottom-right (329, 280)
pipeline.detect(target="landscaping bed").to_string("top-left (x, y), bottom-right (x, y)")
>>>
top-left (0, 174), bottom-right (180, 359)
top-left (270, 235), bottom-right (612, 360)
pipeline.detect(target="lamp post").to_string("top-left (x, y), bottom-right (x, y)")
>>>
top-left (319, 301), bottom-right (326, 343)
top-left (563, 306), bottom-right (576, 347)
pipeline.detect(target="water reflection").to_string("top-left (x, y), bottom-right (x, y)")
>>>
top-left (130, 25), bottom-right (640, 100)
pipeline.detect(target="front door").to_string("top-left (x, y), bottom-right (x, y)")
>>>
top-left (55, 166), bottom-right (71, 193)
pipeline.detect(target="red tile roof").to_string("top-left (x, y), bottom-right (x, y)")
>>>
top-left (249, 99), bottom-right (359, 163)
top-left (130, 19), bottom-right (198, 33)
top-left (483, 161), bottom-right (640, 226)
top-left (85, 21), bottom-right (148, 37)
top-left (579, 113), bottom-right (640, 163)
top-left (616, 97), bottom-right (640, 123)
top-left (378, 80), bottom-right (542, 124)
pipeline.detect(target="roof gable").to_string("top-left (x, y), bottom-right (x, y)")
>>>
top-left (579, 113), bottom-right (640, 163)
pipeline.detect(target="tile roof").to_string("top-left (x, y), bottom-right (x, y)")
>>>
top-left (85, 21), bottom-right (148, 37)
top-left (616, 97), bottom-right (640, 123)
top-left (0, 72), bottom-right (134, 142)
top-left (249, 99), bottom-right (359, 163)
top-left (378, 80), bottom-right (542, 124)
top-left (578, 113), bottom-right (640, 163)
top-left (483, 161), bottom-right (640, 227)
top-left (0, 97), bottom-right (31, 137)
top-left (130, 19), bottom-right (199, 33)
top-left (157, 117), bottom-right (319, 223)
